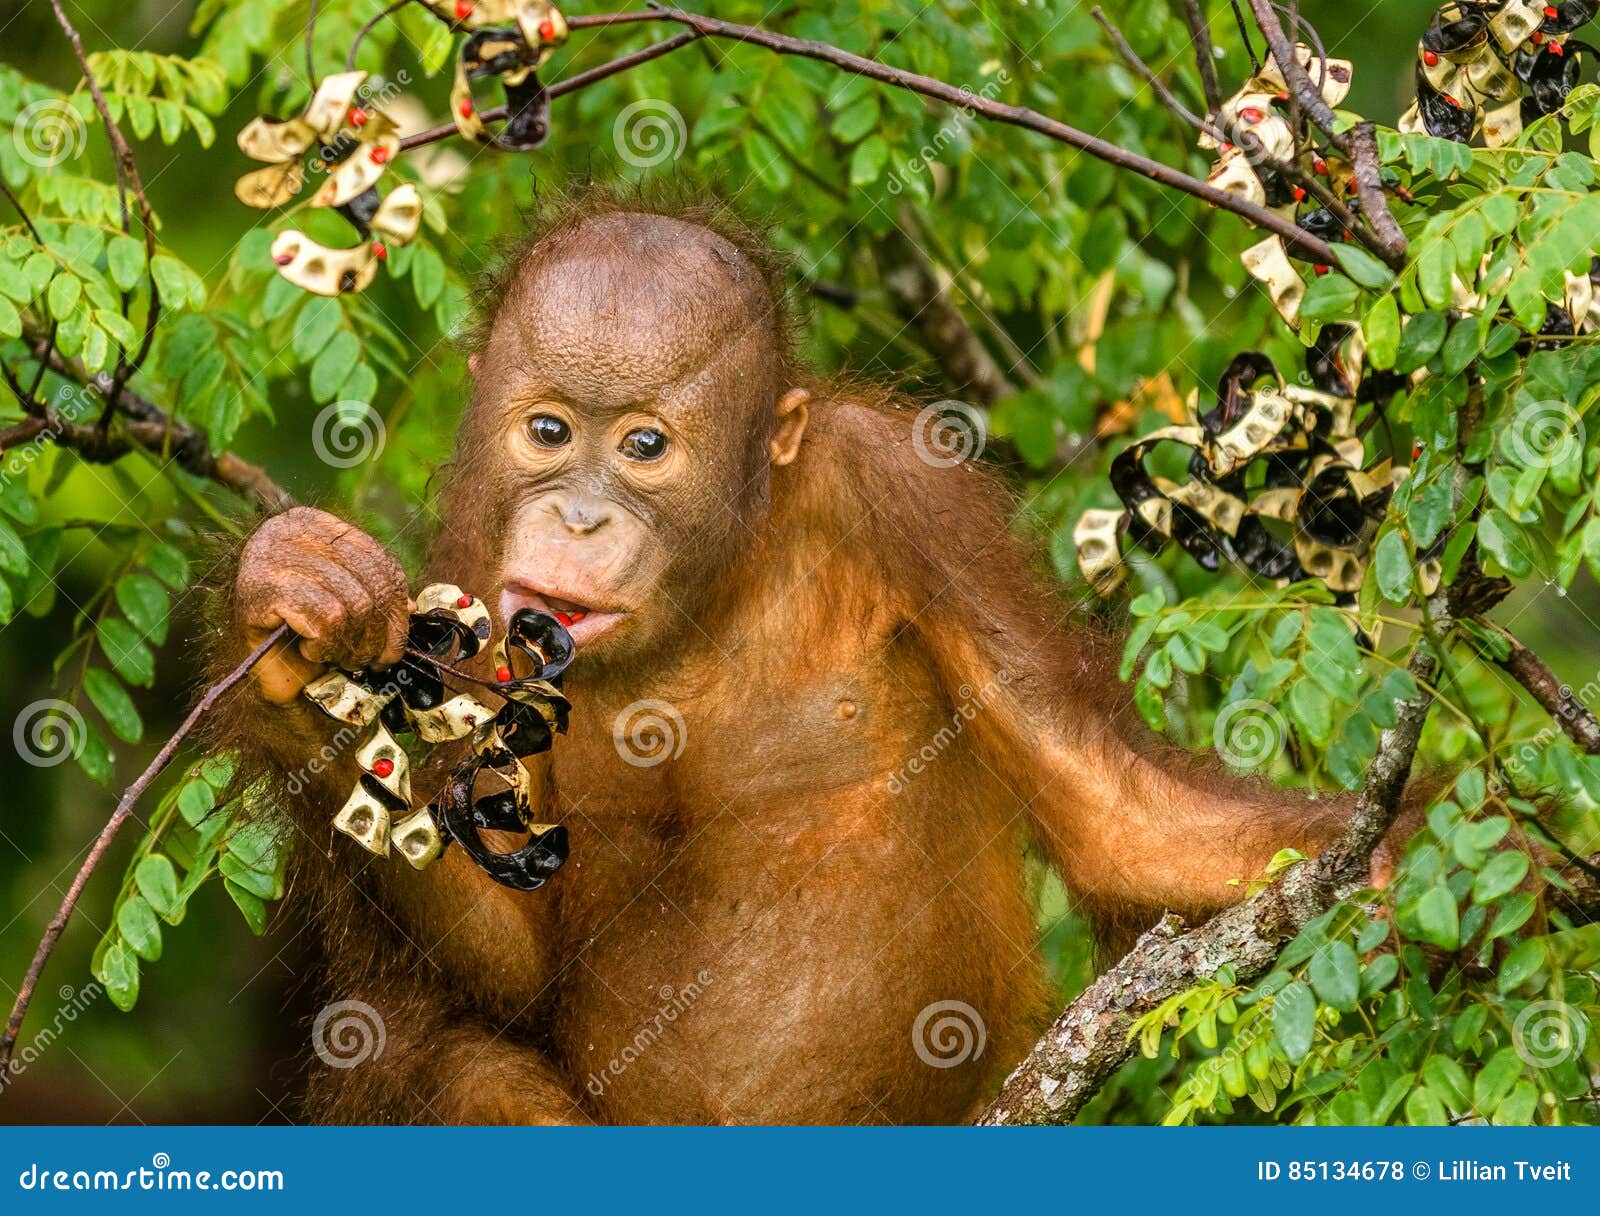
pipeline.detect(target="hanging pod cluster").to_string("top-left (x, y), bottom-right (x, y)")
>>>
top-left (303, 583), bottom-right (575, 891)
top-left (1399, 0), bottom-right (1597, 146)
top-left (234, 1), bottom-right (569, 296)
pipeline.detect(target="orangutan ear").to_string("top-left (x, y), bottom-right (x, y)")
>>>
top-left (769, 387), bottom-right (810, 467)
top-left (469, 352), bottom-right (482, 377)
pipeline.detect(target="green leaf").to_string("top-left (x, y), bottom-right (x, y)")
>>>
top-left (1334, 244), bottom-right (1395, 291)
top-left (135, 854), bottom-right (180, 919)
top-left (97, 940), bottom-right (139, 1011)
top-left (47, 272), bottom-right (82, 320)
top-left (1497, 938), bottom-right (1546, 992)
top-left (1364, 294), bottom-right (1400, 369)
top-left (1299, 272), bottom-right (1359, 321)
top-left (107, 234), bottom-right (144, 291)
top-left (0, 518), bottom-right (29, 575)
top-left (1272, 980), bottom-right (1317, 1063)
top-left (114, 572), bottom-right (169, 644)
top-left (219, 851), bottom-right (283, 899)
top-left (310, 331), bottom-right (361, 403)
top-left (1477, 509), bottom-right (1533, 578)
top-left (1412, 884), bottom-right (1460, 950)
top-left (177, 778), bottom-right (216, 825)
top-left (1473, 1046), bottom-right (1524, 1112)
top-left (1373, 528), bottom-right (1412, 604)
top-left (226, 880), bottom-right (267, 935)
top-left (83, 668), bottom-right (141, 742)
top-left (410, 247), bottom-right (445, 309)
top-left (97, 616), bottom-right (155, 687)
top-left (116, 894), bottom-right (163, 962)
top-left (1309, 941), bottom-right (1360, 1011)
top-left (1396, 311), bottom-right (1448, 373)
top-left (292, 295), bottom-right (343, 360)
top-left (1473, 850), bottom-right (1530, 903)
top-left (142, 542), bottom-right (189, 590)
top-left (850, 135), bottom-right (889, 189)
top-left (1404, 1084), bottom-right (1448, 1125)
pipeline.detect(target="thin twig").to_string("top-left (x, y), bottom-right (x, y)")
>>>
top-left (1092, 7), bottom-right (1215, 136)
top-left (1229, 0), bottom-right (1260, 72)
top-left (347, 0), bottom-right (418, 72)
top-left (1484, 623), bottom-right (1600, 754)
top-left (0, 626), bottom-right (289, 1087)
top-left (1179, 0), bottom-right (1223, 114)
top-left (1348, 119), bottom-right (1409, 263)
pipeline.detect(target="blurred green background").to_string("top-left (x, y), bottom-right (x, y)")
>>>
top-left (2, 0), bottom-right (1596, 1123)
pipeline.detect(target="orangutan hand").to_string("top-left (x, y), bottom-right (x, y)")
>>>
top-left (235, 507), bottom-right (411, 704)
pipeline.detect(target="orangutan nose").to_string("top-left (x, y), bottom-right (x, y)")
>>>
top-left (548, 493), bottom-right (613, 536)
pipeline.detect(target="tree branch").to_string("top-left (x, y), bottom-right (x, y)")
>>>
top-left (0, 626), bottom-right (288, 1089)
top-left (1488, 626), bottom-right (1600, 755)
top-left (1178, 0), bottom-right (1223, 114)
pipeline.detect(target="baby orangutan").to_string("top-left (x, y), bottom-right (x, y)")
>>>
top-left (222, 191), bottom-right (1406, 1124)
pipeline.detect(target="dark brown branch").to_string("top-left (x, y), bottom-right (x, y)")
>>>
top-left (1178, 0), bottom-right (1223, 114)
top-left (978, 608), bottom-right (1446, 1125)
top-left (0, 626), bottom-right (289, 1088)
top-left (1348, 120), bottom-right (1409, 263)
top-left (875, 223), bottom-right (1019, 406)
top-left (1244, 0), bottom-right (1342, 148)
top-left (1490, 628), bottom-right (1600, 755)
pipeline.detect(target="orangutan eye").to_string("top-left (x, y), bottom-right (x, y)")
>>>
top-left (620, 427), bottom-right (668, 462)
top-left (528, 415), bottom-right (571, 448)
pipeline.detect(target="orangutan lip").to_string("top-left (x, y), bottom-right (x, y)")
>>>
top-left (500, 583), bottom-right (626, 644)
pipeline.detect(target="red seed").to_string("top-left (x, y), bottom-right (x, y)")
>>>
top-left (1411, 442), bottom-right (1424, 461)
top-left (1292, 186), bottom-right (1306, 201)
top-left (1313, 157), bottom-right (1328, 175)
top-left (569, 612), bottom-right (587, 623)
top-left (370, 145), bottom-right (390, 165)
top-left (1313, 264), bottom-right (1330, 276)
top-left (538, 17), bottom-right (555, 39)
top-left (455, 0), bottom-right (473, 16)
top-left (371, 241), bottom-right (388, 260)
top-left (1422, 50), bottom-right (1439, 66)
top-left (372, 758), bottom-right (395, 778)
top-left (553, 610), bottom-right (572, 626)
top-left (496, 665), bottom-right (512, 682)
top-left (1545, 5), bottom-right (1559, 18)
top-left (1531, 30), bottom-right (1545, 41)
top-left (1445, 94), bottom-right (1460, 107)
top-left (457, 594), bottom-right (473, 608)
top-left (349, 107), bottom-right (368, 127)
top-left (273, 252), bottom-right (293, 266)
top-left (1239, 106), bottom-right (1264, 123)
top-left (458, 98), bottom-right (474, 119)
top-left (1550, 40), bottom-right (1565, 54)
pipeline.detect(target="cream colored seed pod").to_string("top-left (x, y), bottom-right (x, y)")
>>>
top-left (332, 785), bottom-right (392, 856)
top-left (390, 808), bottom-right (445, 870)
top-left (303, 670), bottom-right (395, 726)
